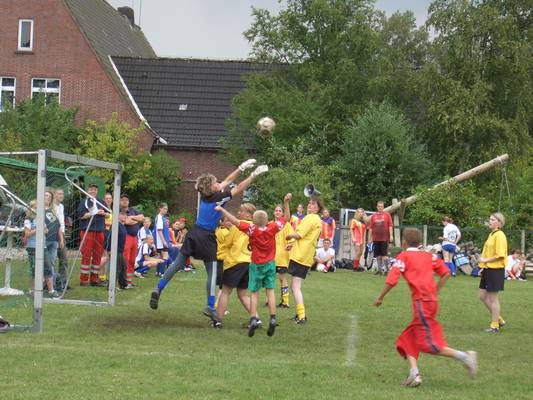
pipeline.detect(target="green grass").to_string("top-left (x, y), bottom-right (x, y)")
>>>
top-left (1, 264), bottom-right (532, 400)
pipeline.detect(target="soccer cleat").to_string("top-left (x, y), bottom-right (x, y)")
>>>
top-left (498, 319), bottom-right (506, 328)
top-left (267, 317), bottom-right (277, 336)
top-left (149, 290), bottom-right (160, 310)
top-left (295, 317), bottom-right (307, 325)
top-left (402, 374), bottom-right (422, 387)
top-left (277, 302), bottom-right (289, 309)
top-left (48, 291), bottom-right (60, 298)
top-left (484, 327), bottom-right (499, 333)
top-left (203, 307), bottom-right (222, 324)
top-left (211, 320), bottom-right (223, 329)
top-left (464, 351), bottom-right (477, 379)
top-left (290, 315), bottom-right (298, 321)
top-left (248, 317), bottom-right (260, 337)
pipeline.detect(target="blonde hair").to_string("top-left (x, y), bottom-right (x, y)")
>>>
top-left (195, 173), bottom-right (216, 197)
top-left (26, 200), bottom-right (37, 218)
top-left (240, 203), bottom-right (256, 218)
top-left (253, 210), bottom-right (268, 227)
top-left (491, 212), bottom-right (505, 227)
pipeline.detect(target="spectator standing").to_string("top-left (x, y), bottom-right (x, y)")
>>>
top-left (120, 194), bottom-right (144, 288)
top-left (478, 213), bottom-right (508, 333)
top-left (368, 201), bottom-right (393, 275)
top-left (350, 208), bottom-right (366, 271)
top-left (319, 208), bottom-right (336, 247)
top-left (290, 203), bottom-right (305, 230)
top-left (53, 188), bottom-right (69, 289)
top-left (77, 184), bottom-right (107, 286)
top-left (98, 192), bottom-right (113, 283)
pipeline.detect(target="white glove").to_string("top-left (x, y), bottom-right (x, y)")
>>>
top-left (251, 165), bottom-right (269, 178)
top-left (238, 159), bottom-right (257, 171)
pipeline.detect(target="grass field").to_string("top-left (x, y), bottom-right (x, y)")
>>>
top-left (1, 264), bottom-right (532, 400)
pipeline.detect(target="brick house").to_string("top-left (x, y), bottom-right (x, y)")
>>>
top-left (1, 0), bottom-right (264, 214)
top-left (0, 0), bottom-right (156, 150)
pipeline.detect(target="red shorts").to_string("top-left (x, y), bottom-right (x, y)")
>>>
top-left (396, 300), bottom-right (448, 359)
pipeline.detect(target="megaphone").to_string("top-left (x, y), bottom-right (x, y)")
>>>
top-left (304, 183), bottom-right (321, 197)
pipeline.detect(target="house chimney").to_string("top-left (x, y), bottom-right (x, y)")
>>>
top-left (118, 6), bottom-right (135, 26)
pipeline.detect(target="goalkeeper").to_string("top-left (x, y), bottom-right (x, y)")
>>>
top-left (149, 159), bottom-right (269, 325)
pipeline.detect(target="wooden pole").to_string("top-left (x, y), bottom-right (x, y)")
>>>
top-left (384, 154), bottom-right (509, 215)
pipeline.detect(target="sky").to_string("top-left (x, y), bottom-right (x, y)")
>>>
top-left (107, 0), bottom-right (432, 59)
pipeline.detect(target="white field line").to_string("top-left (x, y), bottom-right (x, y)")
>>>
top-left (345, 314), bottom-right (358, 367)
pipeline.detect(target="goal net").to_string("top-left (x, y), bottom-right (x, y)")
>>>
top-left (0, 150), bottom-right (121, 333)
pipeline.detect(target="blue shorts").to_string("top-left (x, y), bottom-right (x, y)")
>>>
top-left (442, 244), bottom-right (456, 253)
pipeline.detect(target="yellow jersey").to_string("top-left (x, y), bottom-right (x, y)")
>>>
top-left (275, 221), bottom-right (294, 268)
top-left (215, 226), bottom-right (232, 262)
top-left (289, 213), bottom-right (322, 267)
top-left (105, 213), bottom-right (113, 231)
top-left (224, 222), bottom-right (252, 270)
top-left (479, 229), bottom-right (507, 269)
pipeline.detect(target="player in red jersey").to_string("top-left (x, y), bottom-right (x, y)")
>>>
top-left (350, 208), bottom-right (366, 270)
top-left (374, 227), bottom-right (477, 387)
top-left (216, 193), bottom-right (291, 337)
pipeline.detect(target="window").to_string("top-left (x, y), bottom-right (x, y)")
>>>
top-left (18, 19), bottom-right (34, 51)
top-left (31, 78), bottom-right (60, 105)
top-left (0, 77), bottom-right (16, 112)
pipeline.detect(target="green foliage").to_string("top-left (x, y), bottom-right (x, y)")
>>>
top-left (0, 99), bottom-right (80, 153)
top-left (404, 181), bottom-right (494, 227)
top-left (76, 114), bottom-right (181, 211)
top-left (339, 103), bottom-right (435, 209)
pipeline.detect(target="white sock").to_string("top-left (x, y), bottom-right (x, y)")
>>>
top-left (454, 351), bottom-right (468, 363)
top-left (409, 367), bottom-right (419, 377)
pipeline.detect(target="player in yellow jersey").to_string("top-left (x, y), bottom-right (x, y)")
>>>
top-left (214, 216), bottom-right (233, 311)
top-left (286, 195), bottom-right (324, 324)
top-left (273, 203), bottom-right (295, 308)
top-left (216, 203), bottom-right (256, 327)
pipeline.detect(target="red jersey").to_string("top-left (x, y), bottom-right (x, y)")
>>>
top-left (238, 218), bottom-right (285, 264)
top-left (320, 217), bottom-right (336, 240)
top-left (369, 211), bottom-right (392, 242)
top-left (385, 249), bottom-right (449, 302)
top-left (350, 218), bottom-right (366, 244)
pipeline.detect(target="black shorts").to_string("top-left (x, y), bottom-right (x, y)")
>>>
top-left (479, 268), bottom-right (505, 292)
top-left (180, 225), bottom-right (217, 262)
top-left (216, 260), bottom-right (224, 288)
top-left (222, 263), bottom-right (249, 289)
top-left (276, 266), bottom-right (288, 274)
top-left (288, 260), bottom-right (309, 279)
top-left (373, 241), bottom-right (389, 257)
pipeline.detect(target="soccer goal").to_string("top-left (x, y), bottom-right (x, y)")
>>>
top-left (0, 150), bottom-right (121, 333)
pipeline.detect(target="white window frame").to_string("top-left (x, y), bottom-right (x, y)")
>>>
top-left (31, 78), bottom-right (61, 105)
top-left (0, 77), bottom-right (16, 112)
top-left (18, 19), bottom-right (34, 51)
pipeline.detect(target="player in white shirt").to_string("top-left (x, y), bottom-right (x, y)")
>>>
top-left (440, 217), bottom-right (461, 276)
top-left (137, 217), bottom-right (153, 248)
top-left (505, 249), bottom-right (526, 280)
top-left (314, 238), bottom-right (336, 272)
top-left (134, 236), bottom-right (165, 278)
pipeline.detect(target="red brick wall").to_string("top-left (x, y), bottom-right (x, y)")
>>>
top-left (0, 0), bottom-right (148, 149)
top-left (165, 148), bottom-right (245, 215)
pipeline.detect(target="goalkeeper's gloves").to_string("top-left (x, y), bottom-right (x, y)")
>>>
top-left (251, 165), bottom-right (269, 178)
top-left (238, 159), bottom-right (257, 171)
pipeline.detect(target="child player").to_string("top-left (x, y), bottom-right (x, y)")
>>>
top-left (134, 235), bottom-right (166, 278)
top-left (214, 216), bottom-right (233, 310)
top-left (273, 203), bottom-right (294, 308)
top-left (149, 159), bottom-right (268, 326)
top-left (216, 193), bottom-right (290, 337)
top-left (373, 227), bottom-right (477, 387)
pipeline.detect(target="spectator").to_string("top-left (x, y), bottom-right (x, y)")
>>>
top-left (368, 201), bottom-right (393, 275)
top-left (290, 203), bottom-right (305, 230)
top-left (439, 216), bottom-right (461, 277)
top-left (505, 249), bottom-right (526, 281)
top-left (120, 194), bottom-right (144, 288)
top-left (77, 184), bottom-right (107, 286)
top-left (478, 212), bottom-right (508, 333)
top-left (314, 238), bottom-right (335, 272)
top-left (115, 211), bottom-right (128, 290)
top-left (134, 235), bottom-right (166, 278)
top-left (98, 192), bottom-right (113, 283)
top-left (319, 208), bottom-right (336, 247)
top-left (350, 208), bottom-right (366, 271)
top-left (53, 188), bottom-right (69, 290)
top-left (44, 189), bottom-right (63, 293)
top-left (137, 217), bottom-right (153, 248)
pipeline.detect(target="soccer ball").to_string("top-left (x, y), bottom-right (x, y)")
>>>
top-left (256, 117), bottom-right (276, 137)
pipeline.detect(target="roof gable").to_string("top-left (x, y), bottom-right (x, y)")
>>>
top-left (111, 57), bottom-right (268, 149)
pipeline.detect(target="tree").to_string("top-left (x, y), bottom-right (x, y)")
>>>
top-left (76, 114), bottom-right (181, 214)
top-left (0, 99), bottom-right (80, 153)
top-left (338, 103), bottom-right (435, 209)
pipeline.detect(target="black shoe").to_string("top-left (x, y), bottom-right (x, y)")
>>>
top-left (149, 290), bottom-right (160, 310)
top-left (267, 317), bottom-right (277, 336)
top-left (277, 302), bottom-right (289, 309)
top-left (248, 317), bottom-right (259, 337)
top-left (203, 307), bottom-right (222, 324)
top-left (90, 280), bottom-right (106, 287)
top-left (290, 315), bottom-right (298, 321)
top-left (484, 327), bottom-right (499, 333)
top-left (295, 316), bottom-right (307, 325)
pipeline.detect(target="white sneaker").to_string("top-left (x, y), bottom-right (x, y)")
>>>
top-left (134, 271), bottom-right (145, 279)
top-left (402, 374), bottom-right (422, 387)
top-left (464, 351), bottom-right (477, 379)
